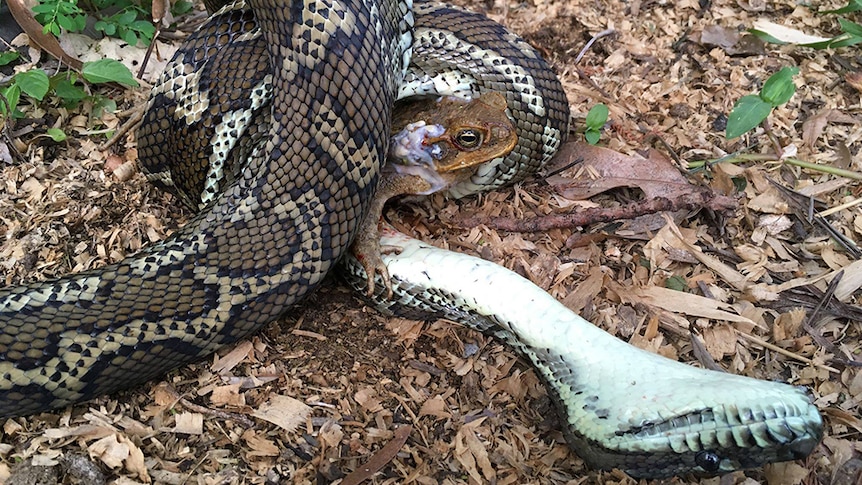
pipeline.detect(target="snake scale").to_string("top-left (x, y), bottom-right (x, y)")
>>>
top-left (0, 0), bottom-right (823, 479)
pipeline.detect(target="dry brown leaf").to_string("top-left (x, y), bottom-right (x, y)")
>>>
top-left (631, 286), bottom-right (759, 328)
top-left (747, 189), bottom-right (790, 214)
top-left (210, 383), bottom-right (246, 407)
top-left (697, 24), bottom-right (765, 55)
top-left (561, 265), bottom-right (605, 313)
top-left (702, 324), bottom-right (737, 360)
top-left (454, 419), bottom-right (495, 484)
top-left (173, 412), bottom-right (203, 435)
top-left (385, 318), bottom-right (425, 347)
top-left (42, 425), bottom-right (114, 440)
top-left (548, 142), bottom-right (698, 202)
top-left (831, 260), bottom-right (862, 302)
top-left (341, 426), bottom-right (412, 485)
top-left (418, 395), bottom-right (451, 419)
top-left (211, 340), bottom-right (254, 374)
top-left (802, 108), bottom-right (861, 148)
top-left (6, 0), bottom-right (83, 70)
top-left (20, 177), bottom-right (44, 203)
top-left (251, 394), bottom-right (311, 433)
top-left (88, 434), bottom-right (150, 482)
top-left (242, 429), bottom-right (280, 458)
top-left (763, 461), bottom-right (810, 485)
top-left (354, 387), bottom-right (384, 413)
top-left (318, 420), bottom-right (344, 448)
top-left (847, 72), bottom-right (862, 93)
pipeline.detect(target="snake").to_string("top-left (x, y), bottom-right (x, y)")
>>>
top-left (0, 0), bottom-right (823, 479)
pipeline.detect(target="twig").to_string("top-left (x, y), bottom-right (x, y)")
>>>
top-left (542, 155), bottom-right (583, 179)
top-left (159, 382), bottom-right (255, 427)
top-left (802, 270), bottom-right (862, 368)
top-left (819, 195), bottom-right (862, 217)
top-left (732, 329), bottom-right (839, 374)
top-left (454, 190), bottom-right (737, 233)
top-left (760, 118), bottom-right (783, 157)
top-left (99, 106), bottom-right (145, 151)
top-left (574, 28), bottom-right (615, 64)
top-left (768, 178), bottom-right (862, 258)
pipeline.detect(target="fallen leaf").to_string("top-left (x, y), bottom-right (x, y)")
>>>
top-left (173, 412), bottom-right (203, 435)
top-left (212, 340), bottom-right (254, 374)
top-left (242, 429), bottom-right (280, 458)
top-left (341, 426), bottom-right (412, 485)
top-left (702, 323), bottom-right (738, 359)
top-left (418, 395), bottom-right (451, 419)
top-left (548, 142), bottom-right (692, 202)
top-left (252, 394), bottom-right (311, 433)
top-left (354, 387), bottom-right (384, 413)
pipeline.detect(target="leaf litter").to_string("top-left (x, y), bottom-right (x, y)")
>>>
top-left (1, 0), bottom-right (862, 484)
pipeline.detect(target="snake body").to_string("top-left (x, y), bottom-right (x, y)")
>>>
top-left (344, 227), bottom-right (823, 478)
top-left (0, 0), bottom-right (413, 415)
top-left (0, 0), bottom-right (823, 478)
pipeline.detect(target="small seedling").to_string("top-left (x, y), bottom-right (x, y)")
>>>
top-left (584, 103), bottom-right (608, 145)
top-left (726, 66), bottom-right (798, 140)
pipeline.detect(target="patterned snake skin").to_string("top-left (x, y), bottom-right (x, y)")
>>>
top-left (0, 0), bottom-right (568, 418)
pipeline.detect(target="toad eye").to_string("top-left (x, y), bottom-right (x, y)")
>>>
top-left (454, 129), bottom-right (482, 149)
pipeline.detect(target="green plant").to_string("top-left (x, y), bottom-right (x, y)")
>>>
top-left (725, 67), bottom-right (798, 140)
top-left (31, 0), bottom-right (86, 37)
top-left (750, 0), bottom-right (862, 49)
top-left (584, 103), bottom-right (608, 145)
top-left (32, 0), bottom-right (192, 46)
top-left (0, 56), bottom-right (138, 119)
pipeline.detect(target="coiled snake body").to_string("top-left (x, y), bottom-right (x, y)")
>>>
top-left (0, 0), bottom-right (822, 478)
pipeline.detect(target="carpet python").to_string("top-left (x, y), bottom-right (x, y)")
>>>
top-left (0, 0), bottom-right (822, 479)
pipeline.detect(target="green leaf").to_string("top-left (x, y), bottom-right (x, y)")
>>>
top-left (585, 103), bottom-right (609, 130)
top-left (821, 0), bottom-right (862, 14)
top-left (71, 13), bottom-right (87, 31)
top-left (46, 128), bottom-right (67, 141)
top-left (53, 78), bottom-right (87, 102)
top-left (92, 95), bottom-right (117, 117)
top-left (1, 84), bottom-right (21, 116)
top-left (56, 13), bottom-right (84, 32)
top-left (131, 20), bottom-right (155, 36)
top-left (839, 18), bottom-right (862, 37)
top-left (121, 29), bottom-right (138, 46)
top-left (760, 67), bottom-right (798, 106)
top-left (14, 69), bottom-right (50, 100)
top-left (94, 19), bottom-right (116, 36)
top-left (82, 59), bottom-right (138, 86)
top-left (826, 34), bottom-right (862, 48)
top-left (31, 3), bottom-right (56, 14)
top-left (726, 94), bottom-right (772, 139)
top-left (665, 275), bottom-right (688, 292)
top-left (172, 0), bottom-right (194, 15)
top-left (584, 129), bottom-right (601, 145)
top-left (0, 51), bottom-right (20, 66)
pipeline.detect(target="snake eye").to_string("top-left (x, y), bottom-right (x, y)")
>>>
top-left (695, 450), bottom-right (721, 473)
top-left (454, 129), bottom-right (482, 150)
